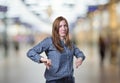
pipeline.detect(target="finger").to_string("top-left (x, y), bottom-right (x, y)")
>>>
top-left (47, 59), bottom-right (52, 66)
top-left (44, 63), bottom-right (50, 69)
top-left (76, 63), bottom-right (79, 68)
top-left (75, 61), bottom-right (81, 68)
top-left (76, 66), bottom-right (78, 68)
top-left (76, 59), bottom-right (82, 65)
top-left (46, 65), bottom-right (50, 69)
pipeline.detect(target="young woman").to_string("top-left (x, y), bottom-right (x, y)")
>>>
top-left (27, 16), bottom-right (85, 83)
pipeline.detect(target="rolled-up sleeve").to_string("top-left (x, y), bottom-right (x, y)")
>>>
top-left (73, 45), bottom-right (85, 61)
top-left (27, 37), bottom-right (50, 63)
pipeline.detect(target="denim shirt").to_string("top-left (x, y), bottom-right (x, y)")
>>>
top-left (27, 37), bottom-right (85, 81)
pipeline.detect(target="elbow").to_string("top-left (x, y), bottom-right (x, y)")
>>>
top-left (27, 49), bottom-right (32, 58)
top-left (82, 55), bottom-right (86, 61)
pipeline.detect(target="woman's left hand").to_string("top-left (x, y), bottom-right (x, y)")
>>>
top-left (75, 58), bottom-right (83, 68)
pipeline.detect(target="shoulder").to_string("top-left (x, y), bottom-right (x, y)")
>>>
top-left (71, 41), bottom-right (77, 49)
top-left (42, 36), bottom-right (52, 44)
top-left (44, 36), bottom-right (52, 41)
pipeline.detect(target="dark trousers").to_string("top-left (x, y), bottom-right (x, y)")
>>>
top-left (46, 76), bottom-right (75, 83)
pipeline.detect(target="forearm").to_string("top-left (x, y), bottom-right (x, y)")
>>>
top-left (27, 49), bottom-right (42, 63)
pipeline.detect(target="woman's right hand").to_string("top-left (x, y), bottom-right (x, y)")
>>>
top-left (40, 58), bottom-right (51, 69)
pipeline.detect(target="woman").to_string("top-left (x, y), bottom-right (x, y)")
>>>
top-left (27, 16), bottom-right (85, 83)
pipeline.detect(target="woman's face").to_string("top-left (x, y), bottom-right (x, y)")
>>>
top-left (58, 20), bottom-right (68, 40)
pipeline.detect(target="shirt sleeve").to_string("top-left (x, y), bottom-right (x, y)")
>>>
top-left (27, 37), bottom-right (50, 63)
top-left (73, 44), bottom-right (85, 61)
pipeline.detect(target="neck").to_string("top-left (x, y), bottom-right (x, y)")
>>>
top-left (60, 37), bottom-right (66, 43)
top-left (60, 37), bottom-right (65, 40)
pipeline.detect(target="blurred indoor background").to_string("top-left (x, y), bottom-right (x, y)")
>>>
top-left (0, 0), bottom-right (120, 83)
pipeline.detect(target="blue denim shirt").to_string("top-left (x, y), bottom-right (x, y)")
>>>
top-left (27, 37), bottom-right (85, 81)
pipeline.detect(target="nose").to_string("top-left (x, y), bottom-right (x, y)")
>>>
top-left (61, 26), bottom-right (66, 30)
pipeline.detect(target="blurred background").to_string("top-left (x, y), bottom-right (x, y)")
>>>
top-left (0, 0), bottom-right (120, 83)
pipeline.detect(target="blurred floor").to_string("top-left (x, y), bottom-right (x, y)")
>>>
top-left (0, 44), bottom-right (120, 83)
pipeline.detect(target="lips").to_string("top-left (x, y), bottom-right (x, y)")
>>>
top-left (60, 31), bottom-right (66, 34)
top-left (61, 31), bottom-right (66, 33)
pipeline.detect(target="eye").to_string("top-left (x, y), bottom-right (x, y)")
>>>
top-left (64, 24), bottom-right (67, 27)
top-left (59, 25), bottom-right (62, 28)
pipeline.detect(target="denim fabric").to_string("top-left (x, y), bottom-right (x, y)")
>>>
top-left (27, 37), bottom-right (85, 81)
top-left (46, 76), bottom-right (75, 83)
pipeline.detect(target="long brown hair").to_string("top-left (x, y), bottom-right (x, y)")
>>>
top-left (52, 16), bottom-right (72, 52)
